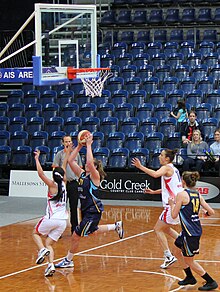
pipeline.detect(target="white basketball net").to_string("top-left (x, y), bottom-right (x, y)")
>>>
top-left (80, 70), bottom-right (113, 98)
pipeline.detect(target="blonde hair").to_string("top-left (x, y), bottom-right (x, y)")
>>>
top-left (191, 129), bottom-right (202, 146)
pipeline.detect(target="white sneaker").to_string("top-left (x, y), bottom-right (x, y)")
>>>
top-left (36, 248), bottom-right (50, 264)
top-left (45, 263), bottom-right (55, 277)
top-left (55, 258), bottom-right (74, 268)
top-left (115, 221), bottom-right (124, 239)
top-left (160, 255), bottom-right (177, 269)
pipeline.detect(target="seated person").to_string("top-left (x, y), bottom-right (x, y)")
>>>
top-left (180, 110), bottom-right (204, 146)
top-left (182, 129), bottom-right (209, 172)
top-left (210, 128), bottom-right (220, 171)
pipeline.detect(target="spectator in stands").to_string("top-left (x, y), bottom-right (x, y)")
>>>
top-left (210, 128), bottom-right (220, 172)
top-left (180, 110), bottom-right (204, 146)
top-left (52, 135), bottom-right (82, 234)
top-left (182, 129), bottom-right (209, 172)
top-left (171, 99), bottom-right (188, 123)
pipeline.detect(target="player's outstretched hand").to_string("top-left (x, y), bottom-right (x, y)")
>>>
top-left (34, 149), bottom-right (40, 160)
top-left (85, 133), bottom-right (93, 146)
top-left (144, 188), bottom-right (154, 194)
top-left (131, 157), bottom-right (141, 168)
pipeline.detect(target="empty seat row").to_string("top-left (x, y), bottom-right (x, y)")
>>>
top-left (100, 9), bottom-right (220, 27)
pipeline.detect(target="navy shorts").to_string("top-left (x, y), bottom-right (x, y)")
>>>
top-left (175, 232), bottom-right (200, 257)
top-left (75, 211), bottom-right (102, 237)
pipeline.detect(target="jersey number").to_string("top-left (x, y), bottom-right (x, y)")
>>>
top-left (191, 198), bottom-right (200, 213)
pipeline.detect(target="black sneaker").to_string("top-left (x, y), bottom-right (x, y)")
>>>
top-left (178, 276), bottom-right (197, 286)
top-left (198, 281), bottom-right (218, 291)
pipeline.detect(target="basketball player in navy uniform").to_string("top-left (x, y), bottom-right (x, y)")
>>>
top-left (169, 171), bottom-right (218, 291)
top-left (55, 133), bottom-right (124, 269)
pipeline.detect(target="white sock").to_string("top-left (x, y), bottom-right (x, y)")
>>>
top-left (66, 251), bottom-right (74, 261)
top-left (164, 250), bottom-right (172, 258)
top-left (107, 224), bottom-right (116, 231)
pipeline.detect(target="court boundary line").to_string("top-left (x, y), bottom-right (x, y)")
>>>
top-left (0, 229), bottom-right (154, 279)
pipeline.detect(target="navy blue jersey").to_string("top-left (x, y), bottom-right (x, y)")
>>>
top-left (78, 172), bottom-right (104, 213)
top-left (179, 189), bottom-right (202, 237)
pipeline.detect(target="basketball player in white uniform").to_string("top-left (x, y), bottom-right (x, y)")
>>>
top-left (32, 150), bottom-right (69, 277)
top-left (132, 149), bottom-right (183, 269)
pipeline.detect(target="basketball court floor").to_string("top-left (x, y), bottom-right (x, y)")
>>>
top-left (0, 197), bottom-right (219, 292)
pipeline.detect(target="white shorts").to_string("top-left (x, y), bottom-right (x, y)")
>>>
top-left (35, 217), bottom-right (67, 241)
top-left (159, 206), bottom-right (180, 225)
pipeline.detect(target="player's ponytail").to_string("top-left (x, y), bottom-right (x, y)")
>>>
top-left (50, 167), bottom-right (65, 201)
top-left (182, 171), bottom-right (200, 187)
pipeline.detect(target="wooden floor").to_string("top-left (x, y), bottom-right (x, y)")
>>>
top-left (0, 205), bottom-right (220, 292)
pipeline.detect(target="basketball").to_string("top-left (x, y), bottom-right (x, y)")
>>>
top-left (78, 130), bottom-right (91, 146)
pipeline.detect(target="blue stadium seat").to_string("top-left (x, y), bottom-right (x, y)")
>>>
top-left (129, 148), bottom-right (149, 168)
top-left (206, 90), bottom-right (220, 108)
top-left (11, 145), bottom-right (32, 167)
top-left (136, 30), bottom-right (151, 43)
top-left (162, 77), bottom-right (179, 94)
top-left (154, 103), bottom-right (172, 120)
top-left (202, 52), bottom-right (219, 69)
top-left (120, 31), bottom-right (134, 44)
top-left (25, 103), bottom-right (42, 121)
top-left (149, 90), bottom-right (166, 106)
top-left (0, 130), bottom-right (10, 146)
top-left (186, 29), bottom-right (200, 43)
top-left (186, 52), bottom-right (202, 69)
top-left (179, 41), bottom-right (195, 58)
top-left (209, 65), bottom-right (220, 87)
top-left (111, 90), bottom-right (128, 106)
top-left (136, 64), bottom-right (154, 78)
top-left (117, 10), bottom-right (132, 25)
top-left (39, 90), bottom-right (57, 107)
top-left (197, 8), bottom-right (212, 23)
top-left (174, 65), bottom-right (190, 82)
top-left (195, 103), bottom-right (212, 122)
top-left (24, 90), bottom-right (40, 107)
top-left (34, 145), bottom-right (51, 166)
top-left (166, 90), bottom-right (184, 107)
top-left (213, 104), bottom-right (220, 120)
top-left (146, 42), bottom-right (162, 57)
top-left (191, 64), bottom-right (208, 82)
top-left (121, 65), bottom-right (137, 79)
top-left (97, 103), bottom-right (115, 120)
top-left (107, 77), bottom-right (124, 92)
top-left (164, 132), bottom-right (181, 149)
top-left (202, 30), bottom-right (217, 43)
top-left (82, 117), bottom-right (100, 133)
top-left (100, 116), bottom-right (119, 134)
top-left (42, 103), bottom-right (60, 122)
top-left (179, 77), bottom-right (196, 95)
top-left (202, 118), bottom-right (219, 140)
top-left (92, 132), bottom-right (105, 149)
top-left (213, 8), bottom-right (220, 24)
top-left (142, 77), bottom-right (159, 94)
top-left (26, 117), bottom-right (45, 135)
top-left (0, 103), bottom-right (8, 117)
top-left (199, 41), bottom-right (215, 57)
top-left (108, 147), bottom-right (129, 168)
top-left (167, 53), bottom-right (184, 71)
top-left (75, 93), bottom-right (91, 109)
top-left (128, 90), bottom-right (146, 109)
top-left (110, 65), bottom-right (121, 77)
top-left (64, 117), bottom-right (82, 134)
top-left (154, 30), bottom-right (167, 44)
top-left (100, 54), bottom-right (115, 67)
top-left (185, 90), bottom-right (203, 107)
top-left (159, 117), bottom-right (177, 137)
top-left (136, 103), bottom-right (154, 120)
top-left (120, 117), bottom-right (140, 134)
top-left (78, 103), bottom-right (97, 122)
top-left (0, 116), bottom-right (9, 131)
top-left (48, 131), bottom-right (66, 150)
top-left (0, 145), bottom-right (11, 165)
top-left (148, 9), bottom-right (163, 25)
top-left (8, 103), bottom-right (25, 120)
top-left (155, 65), bottom-right (171, 82)
top-left (60, 103), bottom-right (79, 121)
top-left (132, 10), bottom-right (147, 25)
top-left (57, 90), bottom-right (74, 108)
top-left (117, 53), bottom-right (133, 67)
top-left (45, 117), bottom-right (64, 136)
top-left (151, 53), bottom-right (166, 68)
top-left (111, 42), bottom-right (128, 58)
top-left (197, 77), bottom-right (214, 95)
top-left (139, 117), bottom-right (158, 135)
top-left (29, 131), bottom-right (48, 149)
top-left (124, 77), bottom-right (142, 91)
top-left (7, 90), bottom-right (24, 106)
top-left (130, 42), bottom-right (146, 57)
top-left (114, 103), bottom-right (134, 122)
top-left (106, 132), bottom-right (125, 151)
top-left (163, 42), bottom-right (179, 56)
top-left (165, 8), bottom-right (180, 24)
top-left (124, 132), bottom-right (144, 151)
top-left (9, 117), bottom-right (27, 134)
top-left (100, 10), bottom-right (117, 25)
top-left (169, 29), bottom-right (184, 43)
top-left (181, 8), bottom-right (196, 24)
top-left (93, 147), bottom-right (110, 168)
top-left (10, 131), bottom-right (28, 150)
top-left (144, 132), bottom-right (164, 152)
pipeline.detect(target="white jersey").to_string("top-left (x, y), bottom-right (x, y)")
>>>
top-left (161, 163), bottom-right (183, 207)
top-left (45, 181), bottom-right (68, 220)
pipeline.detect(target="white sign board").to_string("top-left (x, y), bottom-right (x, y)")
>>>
top-left (9, 170), bottom-right (52, 198)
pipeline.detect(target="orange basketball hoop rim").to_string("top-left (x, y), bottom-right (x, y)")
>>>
top-left (67, 67), bottom-right (110, 79)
